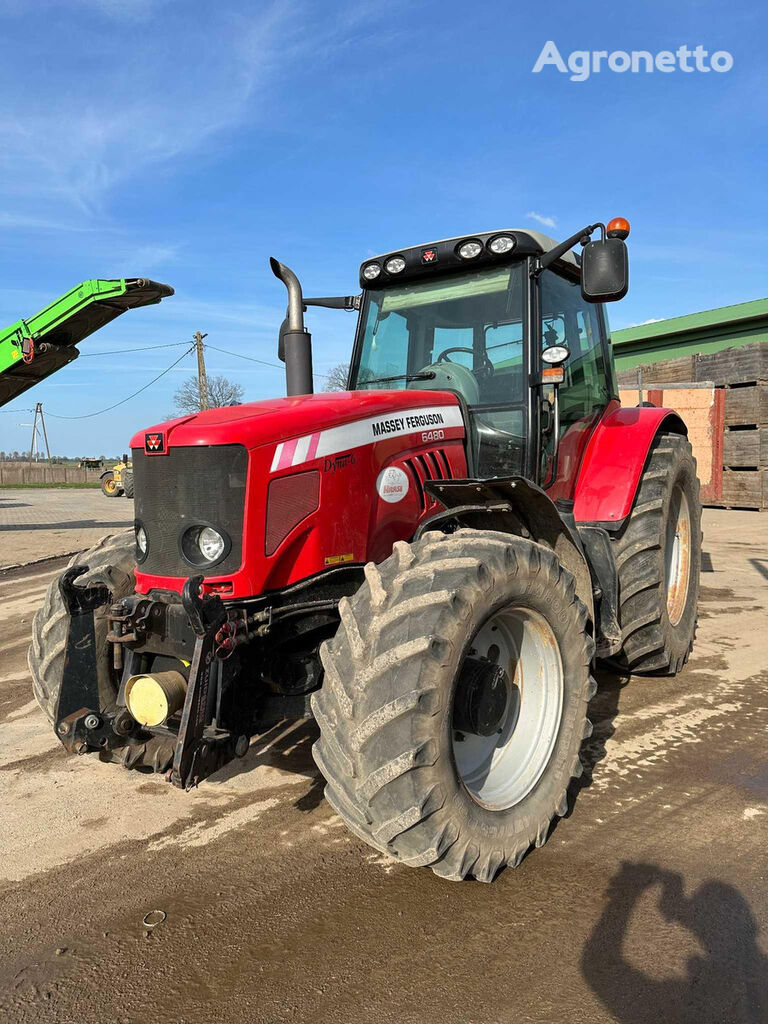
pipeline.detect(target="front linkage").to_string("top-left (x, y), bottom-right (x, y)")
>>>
top-left (53, 567), bottom-right (248, 790)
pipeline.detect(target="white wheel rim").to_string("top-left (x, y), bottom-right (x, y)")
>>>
top-left (452, 606), bottom-right (564, 811)
top-left (665, 485), bottom-right (691, 626)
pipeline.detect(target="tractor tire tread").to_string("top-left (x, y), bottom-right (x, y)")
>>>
top-left (313, 529), bottom-right (594, 882)
top-left (606, 432), bottom-right (701, 675)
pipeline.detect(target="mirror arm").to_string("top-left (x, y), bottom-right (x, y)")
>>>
top-left (304, 295), bottom-right (361, 311)
top-left (535, 223), bottom-right (603, 274)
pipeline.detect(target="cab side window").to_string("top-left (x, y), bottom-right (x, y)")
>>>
top-left (539, 270), bottom-right (609, 430)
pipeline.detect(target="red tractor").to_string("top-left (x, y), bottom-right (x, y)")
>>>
top-left (30, 219), bottom-right (700, 882)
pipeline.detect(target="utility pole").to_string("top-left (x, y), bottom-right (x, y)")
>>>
top-left (194, 331), bottom-right (209, 411)
top-left (27, 403), bottom-right (51, 463)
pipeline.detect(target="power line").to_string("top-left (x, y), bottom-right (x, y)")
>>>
top-left (203, 342), bottom-right (331, 379)
top-left (44, 346), bottom-right (195, 420)
top-left (78, 341), bottom-right (192, 358)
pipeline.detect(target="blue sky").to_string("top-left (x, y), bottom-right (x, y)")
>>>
top-left (0, 0), bottom-right (765, 455)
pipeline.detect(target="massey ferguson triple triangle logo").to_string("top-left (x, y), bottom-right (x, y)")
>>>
top-left (144, 432), bottom-right (166, 454)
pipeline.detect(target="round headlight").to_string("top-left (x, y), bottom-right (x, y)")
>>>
top-left (135, 524), bottom-right (148, 561)
top-left (384, 255), bottom-right (406, 274)
top-left (362, 262), bottom-right (381, 281)
top-left (457, 240), bottom-right (483, 260)
top-left (180, 524), bottom-right (231, 567)
top-left (489, 234), bottom-right (516, 255)
top-left (198, 526), bottom-right (225, 562)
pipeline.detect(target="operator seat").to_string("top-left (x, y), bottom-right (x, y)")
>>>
top-left (409, 361), bottom-right (481, 406)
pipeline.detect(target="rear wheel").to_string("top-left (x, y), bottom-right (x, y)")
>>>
top-left (123, 470), bottom-right (134, 499)
top-left (101, 472), bottom-right (118, 497)
top-left (609, 432), bottom-right (701, 674)
top-left (28, 531), bottom-right (176, 772)
top-left (312, 530), bottom-right (595, 882)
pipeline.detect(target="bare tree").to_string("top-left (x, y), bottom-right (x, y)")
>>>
top-left (324, 362), bottom-right (351, 391)
top-left (173, 374), bottom-right (245, 414)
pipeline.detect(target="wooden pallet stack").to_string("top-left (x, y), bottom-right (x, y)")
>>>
top-left (617, 341), bottom-right (768, 510)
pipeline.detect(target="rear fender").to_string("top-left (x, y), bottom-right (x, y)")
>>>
top-left (419, 477), bottom-right (594, 623)
top-left (573, 406), bottom-right (686, 527)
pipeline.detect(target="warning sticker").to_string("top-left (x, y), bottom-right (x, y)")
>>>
top-left (324, 553), bottom-right (354, 566)
top-left (376, 466), bottom-right (410, 504)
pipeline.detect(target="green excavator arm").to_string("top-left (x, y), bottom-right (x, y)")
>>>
top-left (0, 277), bottom-right (174, 407)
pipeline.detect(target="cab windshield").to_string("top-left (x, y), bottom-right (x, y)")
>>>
top-left (351, 264), bottom-right (527, 477)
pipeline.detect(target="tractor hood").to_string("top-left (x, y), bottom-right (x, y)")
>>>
top-left (131, 389), bottom-right (463, 453)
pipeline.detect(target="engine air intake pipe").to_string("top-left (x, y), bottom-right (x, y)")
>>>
top-left (270, 257), bottom-right (314, 397)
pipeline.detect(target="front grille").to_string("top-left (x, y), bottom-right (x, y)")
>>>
top-left (133, 444), bottom-right (248, 577)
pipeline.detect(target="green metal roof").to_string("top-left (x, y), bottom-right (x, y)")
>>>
top-left (613, 297), bottom-right (768, 346)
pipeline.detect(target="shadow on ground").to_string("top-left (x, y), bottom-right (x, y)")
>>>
top-left (582, 861), bottom-right (768, 1023)
top-left (205, 717), bottom-right (325, 811)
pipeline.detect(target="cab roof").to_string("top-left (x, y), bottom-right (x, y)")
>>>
top-left (359, 229), bottom-right (579, 289)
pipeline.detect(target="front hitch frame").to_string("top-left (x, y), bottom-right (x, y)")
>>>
top-left (53, 567), bottom-right (246, 788)
top-left (54, 565), bottom-right (121, 754)
top-left (168, 576), bottom-right (231, 789)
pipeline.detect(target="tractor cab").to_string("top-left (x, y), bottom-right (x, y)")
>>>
top-left (347, 225), bottom-right (627, 494)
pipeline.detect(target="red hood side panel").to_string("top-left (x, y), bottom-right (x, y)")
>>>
top-left (132, 390), bottom-right (467, 598)
top-left (130, 390), bottom-right (460, 451)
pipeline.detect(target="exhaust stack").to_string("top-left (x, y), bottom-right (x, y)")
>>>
top-left (270, 257), bottom-right (314, 397)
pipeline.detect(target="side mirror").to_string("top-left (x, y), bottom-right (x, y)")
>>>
top-left (581, 236), bottom-right (629, 303)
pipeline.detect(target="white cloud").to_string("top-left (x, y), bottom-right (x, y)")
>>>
top-left (623, 317), bottom-right (665, 328)
top-left (526, 211), bottom-right (558, 229)
top-left (124, 244), bottom-right (180, 270)
top-left (0, 1), bottom-right (367, 217)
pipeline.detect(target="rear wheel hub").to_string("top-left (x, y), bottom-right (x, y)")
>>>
top-left (453, 657), bottom-right (511, 737)
top-left (452, 605), bottom-right (564, 811)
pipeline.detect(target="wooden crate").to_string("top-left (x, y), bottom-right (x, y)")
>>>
top-left (616, 341), bottom-right (768, 508)
top-left (616, 354), bottom-right (696, 388)
top-left (723, 383), bottom-right (768, 427)
top-left (721, 468), bottom-right (764, 508)
top-left (723, 427), bottom-right (760, 468)
top-left (696, 342), bottom-right (768, 385)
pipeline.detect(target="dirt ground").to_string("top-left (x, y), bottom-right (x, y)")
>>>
top-left (0, 508), bottom-right (766, 1023)
top-left (0, 488), bottom-right (132, 568)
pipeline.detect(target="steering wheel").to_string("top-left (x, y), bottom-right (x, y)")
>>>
top-left (435, 346), bottom-right (494, 382)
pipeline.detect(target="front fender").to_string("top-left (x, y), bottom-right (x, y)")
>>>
top-left (573, 406), bottom-right (687, 526)
top-left (419, 476), bottom-right (594, 623)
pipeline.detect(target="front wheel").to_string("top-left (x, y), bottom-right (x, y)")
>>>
top-left (101, 472), bottom-right (118, 497)
top-left (312, 530), bottom-right (595, 882)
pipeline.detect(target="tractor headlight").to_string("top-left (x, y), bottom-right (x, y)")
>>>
top-left (180, 524), bottom-right (231, 567)
top-left (362, 262), bottom-right (381, 281)
top-left (457, 239), bottom-right (483, 260)
top-left (488, 234), bottom-right (516, 255)
top-left (199, 527), bottom-right (225, 562)
top-left (135, 523), bottom-right (148, 563)
top-left (384, 255), bottom-right (406, 274)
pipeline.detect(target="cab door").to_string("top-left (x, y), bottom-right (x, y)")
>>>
top-left (538, 269), bottom-right (612, 500)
